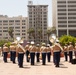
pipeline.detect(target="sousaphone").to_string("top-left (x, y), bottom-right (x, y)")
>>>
top-left (49, 34), bottom-right (56, 44)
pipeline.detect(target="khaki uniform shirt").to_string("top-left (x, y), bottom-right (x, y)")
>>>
top-left (36, 47), bottom-right (40, 53)
top-left (53, 43), bottom-right (62, 52)
top-left (46, 47), bottom-right (51, 52)
top-left (68, 45), bottom-right (74, 51)
top-left (16, 44), bottom-right (25, 53)
top-left (40, 46), bottom-right (47, 53)
top-left (63, 46), bottom-right (68, 52)
top-left (25, 45), bottom-right (30, 51)
top-left (30, 45), bottom-right (36, 52)
top-left (10, 45), bottom-right (16, 51)
top-left (3, 46), bottom-right (9, 52)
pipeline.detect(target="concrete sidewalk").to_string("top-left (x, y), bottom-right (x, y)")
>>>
top-left (0, 56), bottom-right (76, 75)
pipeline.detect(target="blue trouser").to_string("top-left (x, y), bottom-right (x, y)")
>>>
top-left (3, 52), bottom-right (8, 62)
top-left (26, 50), bottom-right (30, 62)
top-left (42, 52), bottom-right (46, 65)
top-left (64, 52), bottom-right (68, 61)
top-left (18, 53), bottom-right (24, 67)
top-left (69, 51), bottom-right (73, 62)
top-left (10, 51), bottom-right (13, 61)
top-left (12, 51), bottom-right (16, 63)
top-left (54, 51), bottom-right (60, 67)
top-left (30, 52), bottom-right (35, 65)
top-left (47, 52), bottom-right (51, 62)
top-left (36, 52), bottom-right (40, 62)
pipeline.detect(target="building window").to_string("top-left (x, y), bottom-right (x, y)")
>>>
top-left (58, 30), bottom-right (67, 37)
top-left (68, 9), bottom-right (76, 11)
top-left (58, 17), bottom-right (67, 19)
top-left (15, 30), bottom-right (20, 32)
top-left (3, 20), bottom-right (8, 22)
top-left (68, 21), bottom-right (76, 23)
top-left (15, 33), bottom-right (20, 35)
top-left (68, 5), bottom-right (76, 7)
top-left (58, 9), bottom-right (66, 11)
top-left (57, 5), bottom-right (66, 7)
top-left (15, 20), bottom-right (20, 22)
top-left (58, 21), bottom-right (67, 23)
top-left (68, 17), bottom-right (76, 19)
top-left (3, 27), bottom-right (8, 29)
top-left (15, 27), bottom-right (20, 29)
top-left (58, 13), bottom-right (66, 15)
top-left (3, 30), bottom-right (8, 32)
top-left (9, 20), bottom-right (14, 22)
top-left (22, 20), bottom-right (26, 22)
top-left (68, 13), bottom-right (76, 15)
top-left (69, 30), bottom-right (76, 37)
top-left (57, 1), bottom-right (66, 3)
top-left (22, 27), bottom-right (26, 28)
top-left (22, 33), bottom-right (25, 35)
top-left (22, 30), bottom-right (26, 32)
top-left (58, 25), bottom-right (67, 27)
top-left (68, 25), bottom-right (76, 27)
top-left (68, 1), bottom-right (76, 3)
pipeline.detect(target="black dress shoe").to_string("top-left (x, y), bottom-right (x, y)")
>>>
top-left (19, 66), bottom-right (23, 68)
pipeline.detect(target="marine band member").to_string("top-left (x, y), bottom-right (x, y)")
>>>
top-left (30, 41), bottom-right (36, 65)
top-left (52, 40), bottom-right (63, 67)
top-left (63, 44), bottom-right (68, 61)
top-left (36, 44), bottom-right (40, 62)
top-left (3, 43), bottom-right (9, 63)
top-left (46, 44), bottom-right (51, 62)
top-left (10, 42), bottom-right (16, 63)
top-left (68, 42), bottom-right (74, 62)
top-left (25, 42), bottom-right (30, 62)
top-left (0, 47), bottom-right (2, 56)
top-left (40, 43), bottom-right (47, 65)
top-left (74, 43), bottom-right (76, 58)
top-left (16, 43), bottom-right (25, 68)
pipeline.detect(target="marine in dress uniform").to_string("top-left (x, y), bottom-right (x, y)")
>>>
top-left (46, 44), bottom-right (51, 62)
top-left (40, 43), bottom-right (47, 65)
top-left (0, 47), bottom-right (2, 56)
top-left (25, 42), bottom-right (30, 62)
top-left (16, 43), bottom-right (25, 68)
top-left (68, 42), bottom-right (74, 62)
top-left (74, 43), bottom-right (76, 58)
top-left (63, 44), bottom-right (68, 61)
top-left (52, 40), bottom-right (63, 67)
top-left (3, 43), bottom-right (9, 63)
top-left (10, 42), bottom-right (16, 63)
top-left (36, 44), bottom-right (40, 62)
top-left (30, 41), bottom-right (36, 65)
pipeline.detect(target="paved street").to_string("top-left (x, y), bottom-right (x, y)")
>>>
top-left (0, 56), bottom-right (76, 75)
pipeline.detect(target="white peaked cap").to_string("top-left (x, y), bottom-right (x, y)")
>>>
top-left (36, 44), bottom-right (39, 46)
top-left (42, 43), bottom-right (46, 46)
top-left (47, 44), bottom-right (50, 47)
top-left (27, 42), bottom-right (30, 44)
top-left (31, 41), bottom-right (34, 44)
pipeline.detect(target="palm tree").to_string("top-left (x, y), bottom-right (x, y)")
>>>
top-left (46, 29), bottom-right (51, 42)
top-left (27, 28), bottom-right (35, 40)
top-left (51, 26), bottom-right (56, 34)
top-left (8, 27), bottom-right (14, 41)
top-left (37, 28), bottom-right (42, 43)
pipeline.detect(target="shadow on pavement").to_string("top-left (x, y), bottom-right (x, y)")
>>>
top-left (23, 66), bottom-right (31, 69)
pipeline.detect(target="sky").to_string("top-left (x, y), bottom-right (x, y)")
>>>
top-left (0, 0), bottom-right (52, 27)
